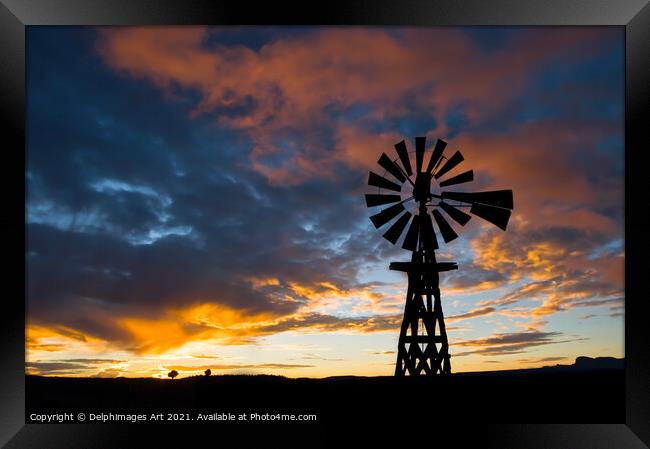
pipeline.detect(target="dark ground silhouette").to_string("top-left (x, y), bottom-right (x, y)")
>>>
top-left (26, 357), bottom-right (624, 423)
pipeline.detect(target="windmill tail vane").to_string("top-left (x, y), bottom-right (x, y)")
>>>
top-left (365, 135), bottom-right (514, 376)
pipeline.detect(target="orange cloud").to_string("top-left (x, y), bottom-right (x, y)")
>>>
top-left (447, 306), bottom-right (496, 321)
top-left (97, 27), bottom-right (616, 184)
top-left (468, 224), bottom-right (624, 321)
top-left (99, 27), bottom-right (612, 126)
top-left (245, 276), bottom-right (281, 289)
top-left (27, 324), bottom-right (95, 343)
top-left (452, 120), bottom-right (622, 234)
top-left (333, 125), bottom-right (405, 173)
top-left (116, 303), bottom-right (283, 354)
top-left (286, 279), bottom-right (400, 315)
top-left (471, 232), bottom-right (568, 281)
top-left (118, 316), bottom-right (210, 354)
top-left (453, 330), bottom-right (586, 357)
top-left (26, 324), bottom-right (107, 355)
top-left (28, 296), bottom-right (404, 360)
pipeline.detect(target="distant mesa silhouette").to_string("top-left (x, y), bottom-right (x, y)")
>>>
top-left (570, 356), bottom-right (624, 371)
top-left (461, 356), bottom-right (625, 376)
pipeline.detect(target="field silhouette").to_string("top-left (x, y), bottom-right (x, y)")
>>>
top-left (26, 357), bottom-right (624, 423)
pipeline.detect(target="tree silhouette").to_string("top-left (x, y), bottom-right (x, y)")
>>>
top-left (204, 369), bottom-right (211, 376)
top-left (168, 370), bottom-right (178, 380)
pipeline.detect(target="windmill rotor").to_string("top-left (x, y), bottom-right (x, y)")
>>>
top-left (365, 136), bottom-right (514, 248)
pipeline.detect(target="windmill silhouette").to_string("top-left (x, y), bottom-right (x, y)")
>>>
top-left (365, 136), bottom-right (513, 376)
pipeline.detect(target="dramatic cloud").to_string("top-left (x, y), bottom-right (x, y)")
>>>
top-left (26, 27), bottom-right (624, 376)
top-left (96, 27), bottom-right (619, 184)
top-left (454, 330), bottom-right (583, 357)
top-left (27, 308), bottom-right (404, 356)
top-left (26, 358), bottom-right (128, 377)
top-left (448, 306), bottom-right (496, 321)
top-left (469, 226), bottom-right (624, 319)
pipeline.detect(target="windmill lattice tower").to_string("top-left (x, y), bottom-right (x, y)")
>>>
top-left (365, 136), bottom-right (514, 376)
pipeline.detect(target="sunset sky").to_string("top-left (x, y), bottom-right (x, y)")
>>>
top-left (26, 26), bottom-right (624, 378)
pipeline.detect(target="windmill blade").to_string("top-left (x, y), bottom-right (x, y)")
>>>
top-left (474, 190), bottom-right (514, 209)
top-left (378, 153), bottom-right (407, 183)
top-left (439, 169), bottom-right (474, 187)
top-left (383, 211), bottom-right (412, 244)
top-left (442, 190), bottom-right (514, 209)
top-left (419, 212), bottom-right (439, 250)
top-left (470, 203), bottom-right (512, 231)
top-left (432, 210), bottom-right (458, 243)
top-left (402, 213), bottom-right (420, 251)
top-left (425, 139), bottom-right (447, 174)
top-left (439, 201), bottom-right (472, 226)
top-left (368, 172), bottom-right (402, 192)
top-left (369, 203), bottom-right (406, 229)
top-left (434, 150), bottom-right (464, 180)
top-left (415, 136), bottom-right (426, 173)
top-left (394, 140), bottom-right (413, 176)
top-left (365, 194), bottom-right (401, 208)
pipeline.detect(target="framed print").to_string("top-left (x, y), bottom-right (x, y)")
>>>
top-left (1, 1), bottom-right (649, 447)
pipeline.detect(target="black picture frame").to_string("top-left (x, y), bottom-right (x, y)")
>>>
top-left (1, 1), bottom-right (648, 447)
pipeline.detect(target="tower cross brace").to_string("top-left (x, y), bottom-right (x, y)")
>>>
top-left (391, 248), bottom-right (454, 376)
